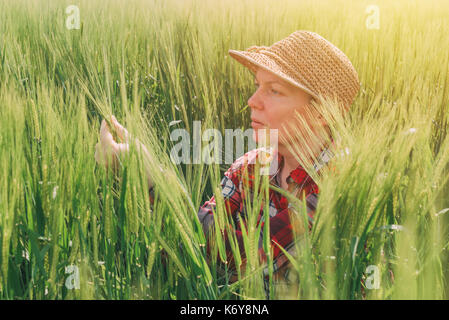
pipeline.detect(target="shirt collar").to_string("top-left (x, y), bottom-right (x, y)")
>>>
top-left (271, 140), bottom-right (336, 185)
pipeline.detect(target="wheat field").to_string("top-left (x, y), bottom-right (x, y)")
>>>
top-left (1, 0), bottom-right (449, 299)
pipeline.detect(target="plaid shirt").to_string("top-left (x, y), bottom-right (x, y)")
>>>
top-left (197, 144), bottom-right (335, 281)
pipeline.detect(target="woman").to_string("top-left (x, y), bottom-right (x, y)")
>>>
top-left (95, 30), bottom-right (359, 291)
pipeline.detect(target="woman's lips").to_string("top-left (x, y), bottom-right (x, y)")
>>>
top-left (251, 120), bottom-right (265, 129)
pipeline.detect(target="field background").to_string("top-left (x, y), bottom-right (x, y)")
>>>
top-left (1, 0), bottom-right (449, 299)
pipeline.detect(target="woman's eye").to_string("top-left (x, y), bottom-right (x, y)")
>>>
top-left (271, 89), bottom-right (280, 95)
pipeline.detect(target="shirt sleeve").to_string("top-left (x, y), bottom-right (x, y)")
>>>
top-left (197, 166), bottom-right (244, 268)
top-left (196, 151), bottom-right (272, 276)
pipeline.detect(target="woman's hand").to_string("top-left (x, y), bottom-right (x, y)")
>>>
top-left (95, 115), bottom-right (130, 171)
top-left (94, 115), bottom-right (153, 188)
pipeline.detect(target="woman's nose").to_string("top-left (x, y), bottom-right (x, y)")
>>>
top-left (248, 90), bottom-right (263, 110)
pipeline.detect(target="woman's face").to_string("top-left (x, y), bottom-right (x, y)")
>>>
top-left (248, 68), bottom-right (324, 150)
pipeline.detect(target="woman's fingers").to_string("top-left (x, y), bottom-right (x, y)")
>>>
top-left (96, 117), bottom-right (132, 170)
top-left (116, 142), bottom-right (130, 153)
top-left (97, 119), bottom-right (119, 166)
top-left (100, 119), bottom-right (113, 144)
top-left (111, 115), bottom-right (129, 143)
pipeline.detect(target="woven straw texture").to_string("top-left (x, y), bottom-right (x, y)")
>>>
top-left (228, 31), bottom-right (360, 110)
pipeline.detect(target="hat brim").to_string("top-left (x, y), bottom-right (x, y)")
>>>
top-left (228, 49), bottom-right (320, 101)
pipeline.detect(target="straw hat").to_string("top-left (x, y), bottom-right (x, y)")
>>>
top-left (228, 31), bottom-right (360, 110)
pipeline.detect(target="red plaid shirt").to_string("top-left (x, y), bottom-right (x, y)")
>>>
top-left (197, 145), bottom-right (335, 279)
